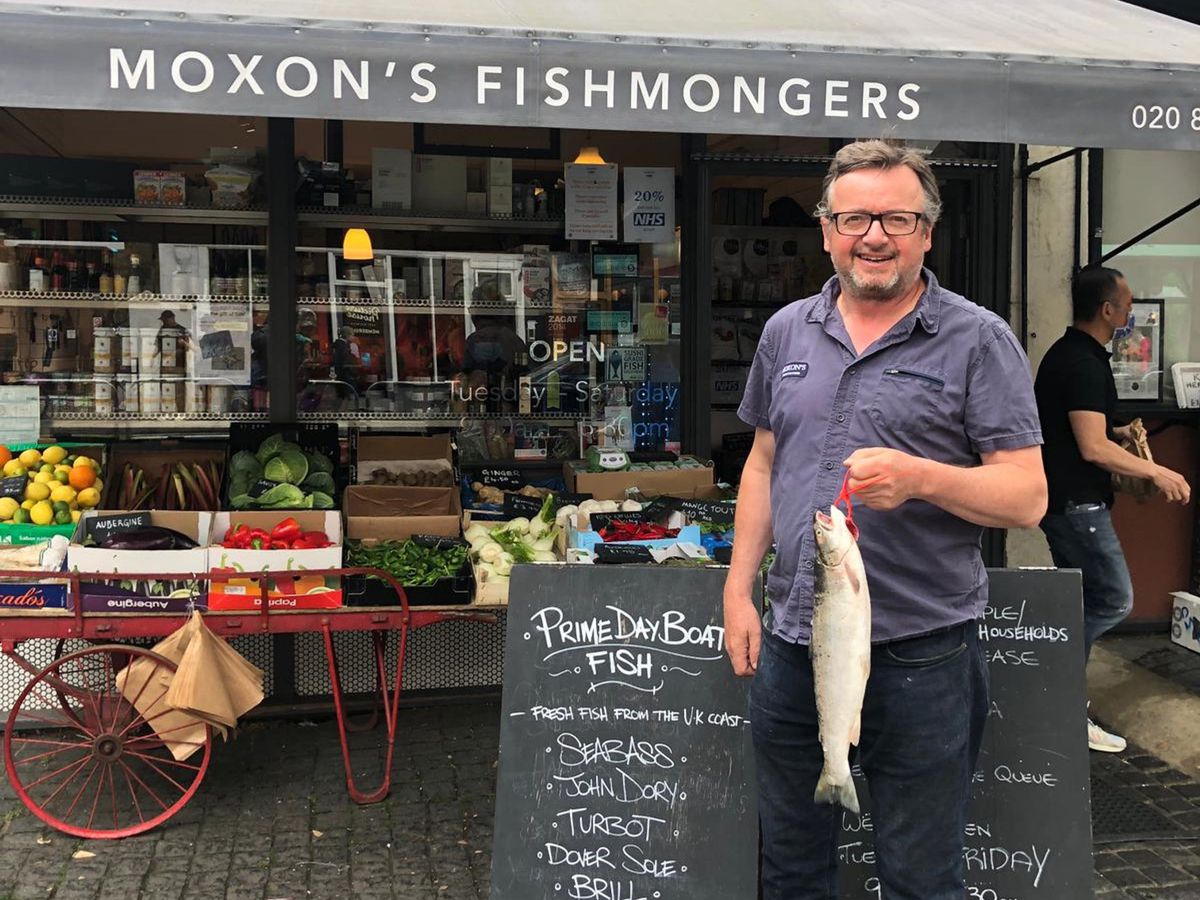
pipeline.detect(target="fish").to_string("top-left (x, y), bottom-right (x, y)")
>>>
top-left (811, 503), bottom-right (872, 814)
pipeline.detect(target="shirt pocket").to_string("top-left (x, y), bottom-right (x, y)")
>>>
top-left (870, 366), bottom-right (947, 434)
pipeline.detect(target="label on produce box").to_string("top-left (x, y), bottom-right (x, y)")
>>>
top-left (0, 475), bottom-right (28, 500)
top-left (477, 467), bottom-right (523, 491)
top-left (588, 510), bottom-right (655, 530)
top-left (502, 493), bottom-right (546, 518)
top-left (85, 512), bottom-right (152, 543)
top-left (249, 479), bottom-right (279, 499)
top-left (593, 543), bottom-right (654, 564)
top-left (411, 534), bottom-right (468, 550)
top-left (678, 499), bottom-right (737, 525)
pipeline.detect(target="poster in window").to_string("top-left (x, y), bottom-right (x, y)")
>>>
top-left (1111, 299), bottom-right (1164, 402)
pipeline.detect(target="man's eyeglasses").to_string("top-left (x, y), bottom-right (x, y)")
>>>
top-left (825, 211), bottom-right (925, 237)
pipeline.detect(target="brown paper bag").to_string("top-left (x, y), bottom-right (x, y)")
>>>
top-left (165, 613), bottom-right (265, 730)
top-left (1113, 418), bottom-right (1156, 503)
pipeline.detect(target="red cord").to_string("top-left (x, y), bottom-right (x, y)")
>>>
top-left (834, 470), bottom-right (885, 539)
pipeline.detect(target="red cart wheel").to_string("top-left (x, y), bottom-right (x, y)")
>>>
top-left (4, 645), bottom-right (212, 839)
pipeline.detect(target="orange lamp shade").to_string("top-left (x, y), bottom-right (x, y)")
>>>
top-left (342, 228), bottom-right (373, 261)
top-left (573, 146), bottom-right (606, 165)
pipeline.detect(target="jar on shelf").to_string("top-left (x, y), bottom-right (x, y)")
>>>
top-left (140, 380), bottom-right (161, 415)
top-left (117, 375), bottom-right (138, 414)
top-left (160, 378), bottom-right (182, 413)
top-left (92, 328), bottom-right (115, 373)
top-left (93, 378), bottom-right (113, 416)
top-left (138, 328), bottom-right (160, 375)
top-left (118, 327), bottom-right (136, 372)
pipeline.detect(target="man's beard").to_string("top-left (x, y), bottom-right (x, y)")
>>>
top-left (833, 259), bottom-right (919, 302)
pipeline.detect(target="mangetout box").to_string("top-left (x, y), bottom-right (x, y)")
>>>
top-left (564, 460), bottom-right (715, 502)
top-left (1171, 592), bottom-right (1200, 654)
top-left (209, 510), bottom-right (342, 610)
top-left (68, 510), bottom-right (212, 612)
top-left (344, 485), bottom-right (462, 541)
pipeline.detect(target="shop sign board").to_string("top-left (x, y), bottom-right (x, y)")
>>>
top-left (565, 164), bottom-right (618, 241)
top-left (623, 168), bottom-right (675, 244)
top-left (493, 567), bottom-right (1091, 900)
top-left (492, 566), bottom-right (759, 900)
top-left (0, 15), bottom-right (1195, 150)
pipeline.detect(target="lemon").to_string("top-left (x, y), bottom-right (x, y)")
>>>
top-left (50, 485), bottom-right (76, 505)
top-left (70, 509), bottom-right (81, 524)
top-left (93, 478), bottom-right (104, 494)
top-left (32, 472), bottom-right (53, 486)
top-left (76, 488), bottom-right (100, 509)
top-left (29, 500), bottom-right (53, 526)
top-left (38, 463), bottom-right (53, 474)
top-left (2, 460), bottom-right (24, 477)
top-left (19, 500), bottom-right (33, 511)
top-left (24, 482), bottom-right (50, 502)
top-left (41, 445), bottom-right (67, 465)
top-left (0, 498), bottom-right (17, 520)
top-left (17, 449), bottom-right (40, 468)
top-left (73, 456), bottom-right (95, 470)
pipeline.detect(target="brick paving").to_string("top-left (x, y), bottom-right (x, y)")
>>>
top-left (0, 644), bottom-right (1198, 898)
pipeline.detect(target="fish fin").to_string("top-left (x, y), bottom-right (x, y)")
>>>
top-left (849, 713), bottom-right (861, 747)
top-left (814, 767), bottom-right (860, 815)
top-left (846, 564), bottom-right (862, 596)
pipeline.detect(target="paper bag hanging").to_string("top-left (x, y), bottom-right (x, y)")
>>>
top-left (1112, 418), bottom-right (1156, 503)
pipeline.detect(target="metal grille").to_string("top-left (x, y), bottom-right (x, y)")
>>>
top-left (1091, 776), bottom-right (1188, 842)
top-left (293, 612), bottom-right (508, 695)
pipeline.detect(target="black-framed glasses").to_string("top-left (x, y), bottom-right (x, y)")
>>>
top-left (826, 211), bottom-right (925, 236)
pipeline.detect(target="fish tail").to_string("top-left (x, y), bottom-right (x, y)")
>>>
top-left (814, 767), bottom-right (860, 815)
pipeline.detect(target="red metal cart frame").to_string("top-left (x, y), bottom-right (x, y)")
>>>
top-left (0, 567), bottom-right (496, 839)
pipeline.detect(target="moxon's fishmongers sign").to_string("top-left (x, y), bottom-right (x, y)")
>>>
top-left (109, 49), bottom-right (922, 122)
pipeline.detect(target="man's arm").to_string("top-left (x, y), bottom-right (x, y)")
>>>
top-left (844, 445), bottom-right (1048, 529)
top-left (1069, 410), bottom-right (1190, 503)
top-left (723, 428), bottom-right (775, 676)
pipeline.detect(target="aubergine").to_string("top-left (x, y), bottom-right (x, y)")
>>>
top-left (98, 527), bottom-right (199, 551)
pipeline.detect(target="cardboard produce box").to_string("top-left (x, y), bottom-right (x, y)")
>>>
top-left (0, 442), bottom-right (107, 546)
top-left (209, 511), bottom-right (342, 610)
top-left (68, 510), bottom-right (211, 612)
top-left (344, 485), bottom-right (462, 542)
top-left (564, 459), bottom-right (714, 502)
top-left (351, 433), bottom-right (455, 486)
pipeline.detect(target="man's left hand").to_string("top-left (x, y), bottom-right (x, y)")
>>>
top-left (843, 448), bottom-right (930, 511)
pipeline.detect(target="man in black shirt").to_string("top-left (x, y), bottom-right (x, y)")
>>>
top-left (1035, 266), bottom-right (1190, 752)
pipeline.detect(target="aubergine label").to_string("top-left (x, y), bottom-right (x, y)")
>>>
top-left (492, 566), bottom-right (759, 900)
top-left (836, 569), bottom-right (1092, 899)
top-left (85, 511), bottom-right (152, 542)
top-left (0, 475), bottom-right (28, 500)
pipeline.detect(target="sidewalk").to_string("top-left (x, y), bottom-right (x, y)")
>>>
top-left (0, 648), bottom-right (1196, 898)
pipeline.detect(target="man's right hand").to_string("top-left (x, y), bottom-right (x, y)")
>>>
top-left (723, 595), bottom-right (762, 677)
top-left (1152, 465), bottom-right (1192, 504)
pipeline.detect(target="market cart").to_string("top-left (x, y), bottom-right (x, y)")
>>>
top-left (0, 567), bottom-right (495, 839)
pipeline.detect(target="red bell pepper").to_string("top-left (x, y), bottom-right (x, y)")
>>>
top-left (291, 531), bottom-right (332, 550)
top-left (223, 523), bottom-right (252, 549)
top-left (270, 540), bottom-right (289, 550)
top-left (246, 528), bottom-right (271, 550)
top-left (270, 517), bottom-right (302, 545)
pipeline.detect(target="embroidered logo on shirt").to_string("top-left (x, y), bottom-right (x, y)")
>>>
top-left (781, 361), bottom-right (809, 379)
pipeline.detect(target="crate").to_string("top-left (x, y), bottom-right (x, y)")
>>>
top-left (222, 423), bottom-right (343, 508)
top-left (103, 439), bottom-right (226, 509)
top-left (344, 560), bottom-right (473, 607)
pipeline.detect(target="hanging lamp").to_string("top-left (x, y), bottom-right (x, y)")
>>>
top-left (342, 228), bottom-right (373, 261)
top-left (573, 146), bottom-right (606, 165)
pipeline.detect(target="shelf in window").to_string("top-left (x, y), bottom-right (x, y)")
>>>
top-left (297, 207), bottom-right (563, 234)
top-left (298, 412), bottom-right (587, 427)
top-left (0, 290), bottom-right (261, 309)
top-left (43, 412), bottom-right (268, 431)
top-left (302, 296), bottom-right (555, 313)
top-left (0, 195), bottom-right (268, 225)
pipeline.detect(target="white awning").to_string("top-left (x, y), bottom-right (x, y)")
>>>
top-left (0, 0), bottom-right (1197, 149)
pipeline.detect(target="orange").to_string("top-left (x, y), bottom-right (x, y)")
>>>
top-left (68, 466), bottom-right (96, 491)
top-left (0, 447), bottom-right (11, 467)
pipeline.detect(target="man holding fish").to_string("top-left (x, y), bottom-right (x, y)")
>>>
top-left (723, 140), bottom-right (1047, 900)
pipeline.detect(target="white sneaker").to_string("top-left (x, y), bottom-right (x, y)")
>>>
top-left (1088, 718), bottom-right (1127, 753)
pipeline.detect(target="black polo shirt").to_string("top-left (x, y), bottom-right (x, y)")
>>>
top-left (1034, 326), bottom-right (1117, 514)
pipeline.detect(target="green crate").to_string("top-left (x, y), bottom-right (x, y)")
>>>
top-left (0, 522), bottom-right (76, 546)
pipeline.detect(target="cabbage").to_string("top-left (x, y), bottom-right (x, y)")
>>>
top-left (257, 483), bottom-right (305, 507)
top-left (301, 471), bottom-right (335, 493)
top-left (255, 433), bottom-right (285, 464)
top-left (230, 450), bottom-right (262, 477)
top-left (310, 491), bottom-right (335, 509)
top-left (307, 451), bottom-right (334, 475)
top-left (264, 449), bottom-right (309, 485)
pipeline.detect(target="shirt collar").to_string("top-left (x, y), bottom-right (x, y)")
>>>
top-left (1065, 325), bottom-right (1112, 360)
top-left (807, 267), bottom-right (942, 334)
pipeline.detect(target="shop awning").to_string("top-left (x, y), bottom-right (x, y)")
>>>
top-left (0, 0), bottom-right (1197, 150)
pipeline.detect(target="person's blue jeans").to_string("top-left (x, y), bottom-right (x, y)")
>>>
top-left (750, 621), bottom-right (989, 900)
top-left (1039, 502), bottom-right (1134, 662)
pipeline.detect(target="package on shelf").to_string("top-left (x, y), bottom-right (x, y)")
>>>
top-left (564, 456), bottom-right (714, 502)
top-left (412, 155), bottom-right (467, 213)
top-left (0, 535), bottom-right (70, 610)
top-left (133, 170), bottom-right (186, 206)
top-left (68, 510), bottom-right (211, 613)
top-left (371, 148), bottom-right (412, 210)
top-left (343, 484), bottom-right (462, 542)
top-left (208, 510), bottom-right (342, 610)
top-left (204, 165), bottom-right (258, 209)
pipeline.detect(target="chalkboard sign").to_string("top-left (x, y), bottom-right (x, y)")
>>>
top-left (492, 566), bottom-right (759, 900)
top-left (676, 500), bottom-right (736, 525)
top-left (504, 493), bottom-right (547, 519)
top-left (593, 543), bottom-right (655, 564)
top-left (837, 568), bottom-right (1091, 899)
top-left (411, 534), bottom-right (467, 550)
top-left (249, 478), bottom-right (279, 499)
top-left (588, 511), bottom-right (656, 530)
top-left (0, 475), bottom-right (28, 500)
top-left (85, 511), bottom-right (152, 542)
top-left (478, 467), bottom-right (524, 491)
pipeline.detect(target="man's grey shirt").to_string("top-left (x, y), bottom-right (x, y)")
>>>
top-left (738, 270), bottom-right (1042, 644)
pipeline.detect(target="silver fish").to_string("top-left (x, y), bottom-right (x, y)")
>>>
top-left (811, 504), bottom-right (871, 814)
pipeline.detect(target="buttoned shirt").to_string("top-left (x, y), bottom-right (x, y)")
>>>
top-left (738, 270), bottom-right (1042, 644)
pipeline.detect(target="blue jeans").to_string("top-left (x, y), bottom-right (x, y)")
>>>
top-left (1039, 503), bottom-right (1134, 661)
top-left (750, 621), bottom-right (989, 900)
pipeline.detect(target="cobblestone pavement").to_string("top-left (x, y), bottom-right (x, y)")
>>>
top-left (0, 690), bottom-right (1198, 898)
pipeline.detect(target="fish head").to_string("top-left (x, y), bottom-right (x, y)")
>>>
top-left (813, 504), bottom-right (857, 564)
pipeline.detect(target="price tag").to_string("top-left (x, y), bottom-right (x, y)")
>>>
top-left (477, 467), bottom-right (524, 491)
top-left (678, 500), bottom-right (737, 525)
top-left (85, 511), bottom-right (151, 543)
top-left (593, 543), bottom-right (654, 564)
top-left (503, 493), bottom-right (546, 518)
top-left (0, 475), bottom-right (28, 500)
top-left (588, 511), bottom-right (654, 531)
top-left (249, 479), bottom-right (278, 499)
top-left (411, 534), bottom-right (467, 550)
